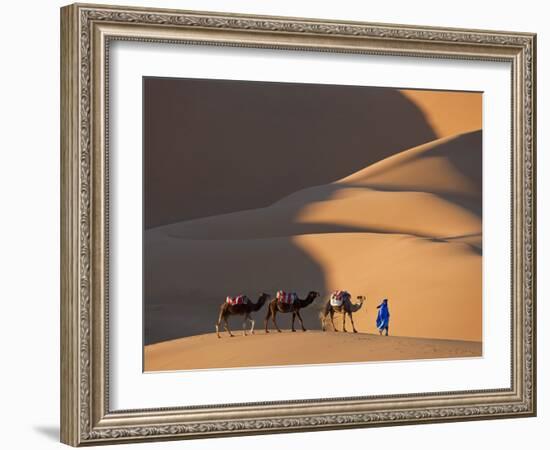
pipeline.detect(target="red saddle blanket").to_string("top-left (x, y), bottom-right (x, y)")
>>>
top-left (330, 290), bottom-right (350, 306)
top-left (276, 291), bottom-right (297, 304)
top-left (226, 295), bottom-right (247, 305)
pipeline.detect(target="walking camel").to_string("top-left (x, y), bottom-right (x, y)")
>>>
top-left (264, 291), bottom-right (320, 333)
top-left (321, 293), bottom-right (365, 333)
top-left (216, 293), bottom-right (270, 338)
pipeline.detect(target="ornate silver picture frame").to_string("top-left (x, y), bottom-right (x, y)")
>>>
top-left (60, 3), bottom-right (536, 446)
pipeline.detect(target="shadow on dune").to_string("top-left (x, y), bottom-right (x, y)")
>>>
top-left (341, 130), bottom-right (482, 219)
top-left (424, 233), bottom-right (482, 255)
top-left (144, 233), bottom-right (328, 345)
top-left (144, 128), bottom-right (483, 345)
top-left (144, 78), bottom-right (437, 228)
top-left (143, 80), bottom-right (484, 348)
top-left (154, 131), bottom-right (483, 240)
top-left (144, 79), bottom-right (442, 345)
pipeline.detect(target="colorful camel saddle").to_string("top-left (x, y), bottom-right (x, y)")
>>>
top-left (276, 290), bottom-right (297, 304)
top-left (225, 295), bottom-right (248, 305)
top-left (330, 290), bottom-right (350, 307)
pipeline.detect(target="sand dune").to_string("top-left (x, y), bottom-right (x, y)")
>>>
top-left (159, 188), bottom-right (480, 242)
top-left (294, 232), bottom-right (481, 339)
top-left (156, 131), bottom-right (481, 243)
top-left (145, 230), bottom-right (481, 343)
top-left (145, 130), bottom-right (482, 346)
top-left (399, 89), bottom-right (482, 138)
top-left (337, 130), bottom-right (481, 196)
top-left (144, 331), bottom-right (482, 371)
top-left (145, 82), bottom-right (441, 228)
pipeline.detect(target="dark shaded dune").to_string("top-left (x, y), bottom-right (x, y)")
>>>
top-left (442, 132), bottom-right (482, 189)
top-left (144, 78), bottom-right (436, 228)
top-left (143, 90), bottom-right (483, 347)
top-left (152, 131), bottom-right (482, 243)
top-left (164, 223), bottom-right (482, 255)
top-left (341, 130), bottom-right (482, 194)
top-left (165, 222), bottom-right (377, 240)
top-left (338, 130), bottom-right (482, 218)
top-left (144, 231), bottom-right (328, 345)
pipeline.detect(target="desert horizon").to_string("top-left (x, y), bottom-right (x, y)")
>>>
top-left (143, 79), bottom-right (482, 371)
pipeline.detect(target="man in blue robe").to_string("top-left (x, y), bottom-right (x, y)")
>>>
top-left (376, 298), bottom-right (390, 336)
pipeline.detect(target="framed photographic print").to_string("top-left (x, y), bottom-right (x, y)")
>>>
top-left (60, 3), bottom-right (537, 446)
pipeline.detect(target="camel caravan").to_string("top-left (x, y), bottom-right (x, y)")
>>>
top-left (215, 289), bottom-right (366, 338)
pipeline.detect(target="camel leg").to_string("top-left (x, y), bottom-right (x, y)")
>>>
top-left (243, 313), bottom-right (254, 335)
top-left (321, 304), bottom-right (330, 331)
top-left (349, 312), bottom-right (358, 333)
top-left (342, 312), bottom-right (348, 332)
top-left (272, 308), bottom-right (282, 333)
top-left (248, 316), bottom-right (256, 334)
top-left (224, 317), bottom-right (234, 337)
top-left (216, 309), bottom-right (225, 338)
top-left (295, 309), bottom-right (306, 332)
top-left (291, 312), bottom-right (296, 332)
top-left (216, 317), bottom-right (221, 339)
top-left (242, 315), bottom-right (248, 336)
top-left (330, 310), bottom-right (337, 332)
top-left (264, 305), bottom-right (272, 333)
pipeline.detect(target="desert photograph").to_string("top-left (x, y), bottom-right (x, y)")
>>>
top-left (143, 77), bottom-right (483, 371)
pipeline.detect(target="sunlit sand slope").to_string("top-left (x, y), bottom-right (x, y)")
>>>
top-left (145, 331), bottom-right (482, 371)
top-left (145, 131), bottom-right (482, 345)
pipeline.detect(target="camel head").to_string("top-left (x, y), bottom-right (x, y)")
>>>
top-left (303, 291), bottom-right (319, 306)
top-left (351, 295), bottom-right (366, 312)
top-left (308, 291), bottom-right (321, 300)
top-left (250, 293), bottom-right (271, 312)
top-left (258, 292), bottom-right (271, 303)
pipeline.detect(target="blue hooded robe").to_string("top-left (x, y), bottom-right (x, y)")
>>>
top-left (376, 301), bottom-right (390, 330)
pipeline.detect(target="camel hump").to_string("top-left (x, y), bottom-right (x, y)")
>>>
top-left (276, 290), bottom-right (297, 304)
top-left (330, 290), bottom-right (350, 306)
top-left (226, 295), bottom-right (247, 305)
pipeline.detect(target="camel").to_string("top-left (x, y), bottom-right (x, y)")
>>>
top-left (216, 293), bottom-right (270, 338)
top-left (320, 294), bottom-right (365, 333)
top-left (264, 291), bottom-right (320, 333)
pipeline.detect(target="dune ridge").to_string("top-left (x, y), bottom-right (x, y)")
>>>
top-left (145, 331), bottom-right (482, 372)
top-left (399, 89), bottom-right (482, 138)
top-left (152, 131), bottom-right (481, 247)
top-left (145, 81), bottom-right (441, 228)
top-left (145, 130), bottom-right (482, 346)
